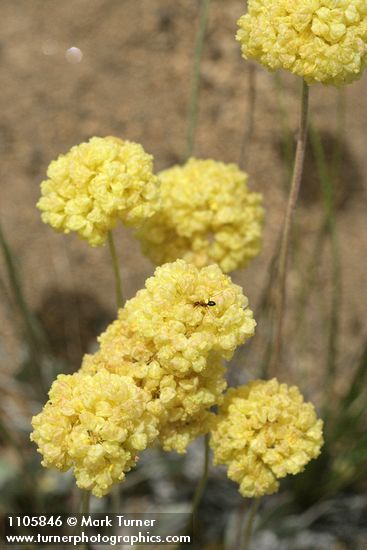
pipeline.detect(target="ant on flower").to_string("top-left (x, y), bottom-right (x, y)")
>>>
top-left (192, 289), bottom-right (228, 310)
top-left (193, 299), bottom-right (216, 308)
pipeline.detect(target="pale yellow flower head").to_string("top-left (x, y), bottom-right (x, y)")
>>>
top-left (137, 158), bottom-right (264, 273)
top-left (237, 0), bottom-right (367, 86)
top-left (210, 379), bottom-right (323, 498)
top-left (31, 369), bottom-right (159, 497)
top-left (37, 136), bottom-right (160, 246)
top-left (81, 260), bottom-right (256, 453)
top-left (123, 260), bottom-right (256, 367)
top-left (82, 350), bottom-right (226, 453)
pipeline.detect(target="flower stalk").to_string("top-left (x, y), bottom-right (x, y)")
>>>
top-left (80, 491), bottom-right (90, 550)
top-left (239, 63), bottom-right (257, 169)
top-left (80, 490), bottom-right (90, 514)
top-left (242, 497), bottom-right (260, 550)
top-left (108, 231), bottom-right (124, 309)
top-left (184, 0), bottom-right (211, 160)
top-left (271, 80), bottom-right (310, 375)
top-left (191, 434), bottom-right (210, 532)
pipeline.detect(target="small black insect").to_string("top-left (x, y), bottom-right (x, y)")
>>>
top-left (193, 300), bottom-right (216, 308)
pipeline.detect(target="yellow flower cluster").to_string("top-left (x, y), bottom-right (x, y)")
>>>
top-left (32, 260), bottom-right (256, 491)
top-left (83, 352), bottom-right (225, 454)
top-left (37, 137), bottom-right (160, 246)
top-left (237, 0), bottom-right (367, 86)
top-left (123, 260), bottom-right (256, 363)
top-left (137, 159), bottom-right (264, 273)
top-left (82, 260), bottom-right (256, 453)
top-left (31, 370), bottom-right (159, 497)
top-left (210, 379), bottom-right (323, 498)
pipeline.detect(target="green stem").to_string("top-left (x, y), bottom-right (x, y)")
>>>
top-left (308, 124), bottom-right (342, 404)
top-left (331, 88), bottom-right (346, 184)
top-left (80, 491), bottom-right (90, 550)
top-left (270, 80), bottom-right (310, 376)
top-left (238, 63), bottom-right (257, 169)
top-left (294, 219), bottom-right (327, 333)
top-left (326, 209), bottom-right (342, 394)
top-left (242, 498), bottom-right (260, 550)
top-left (107, 231), bottom-right (124, 309)
top-left (287, 94), bottom-right (345, 353)
top-left (274, 73), bottom-right (294, 183)
top-left (184, 0), bottom-right (211, 161)
top-left (191, 435), bottom-right (210, 531)
top-left (111, 485), bottom-right (120, 513)
top-left (80, 490), bottom-right (90, 514)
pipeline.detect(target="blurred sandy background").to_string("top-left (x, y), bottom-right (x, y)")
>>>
top-left (0, 0), bottom-right (366, 391)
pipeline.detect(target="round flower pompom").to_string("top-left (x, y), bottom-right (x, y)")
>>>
top-left (31, 369), bottom-right (159, 497)
top-left (237, 1), bottom-right (367, 86)
top-left (137, 158), bottom-right (264, 273)
top-left (123, 260), bottom-right (256, 368)
top-left (37, 136), bottom-right (160, 246)
top-left (80, 260), bottom-right (256, 453)
top-left (210, 379), bottom-right (323, 498)
top-left (156, 355), bottom-right (226, 453)
top-left (82, 350), bottom-right (227, 454)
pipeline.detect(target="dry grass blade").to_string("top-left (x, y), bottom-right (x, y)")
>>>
top-left (0, 223), bottom-right (50, 395)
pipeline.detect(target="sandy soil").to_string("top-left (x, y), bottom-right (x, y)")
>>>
top-left (0, 0), bottom-right (366, 396)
